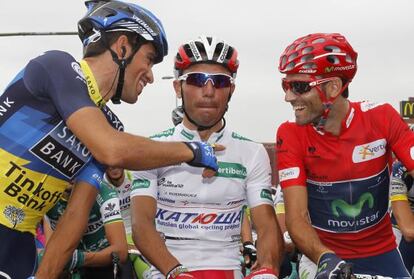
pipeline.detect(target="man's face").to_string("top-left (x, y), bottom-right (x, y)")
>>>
top-left (122, 43), bottom-right (156, 104)
top-left (174, 63), bottom-right (235, 128)
top-left (283, 74), bottom-right (324, 126)
top-left (106, 167), bottom-right (124, 181)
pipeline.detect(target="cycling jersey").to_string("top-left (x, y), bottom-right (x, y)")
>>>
top-left (390, 160), bottom-right (414, 275)
top-left (277, 101), bottom-right (414, 259)
top-left (0, 51), bottom-right (123, 235)
top-left (46, 181), bottom-right (122, 252)
top-left (104, 170), bottom-right (133, 240)
top-left (131, 124), bottom-right (273, 272)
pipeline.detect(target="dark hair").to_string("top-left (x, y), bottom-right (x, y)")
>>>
top-left (83, 31), bottom-right (144, 58)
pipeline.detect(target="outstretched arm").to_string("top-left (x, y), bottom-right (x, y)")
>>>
top-left (36, 181), bottom-right (97, 279)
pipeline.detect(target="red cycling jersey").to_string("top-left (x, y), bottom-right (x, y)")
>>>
top-left (276, 101), bottom-right (414, 259)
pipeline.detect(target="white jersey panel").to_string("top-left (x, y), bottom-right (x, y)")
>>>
top-left (130, 124), bottom-right (273, 271)
top-left (104, 170), bottom-right (133, 235)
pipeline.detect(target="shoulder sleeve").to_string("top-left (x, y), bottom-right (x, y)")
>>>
top-left (276, 121), bottom-right (307, 188)
top-left (75, 159), bottom-right (105, 190)
top-left (274, 186), bottom-right (285, 214)
top-left (245, 144), bottom-right (274, 208)
top-left (130, 169), bottom-right (158, 199)
top-left (375, 104), bottom-right (414, 171)
top-left (23, 51), bottom-right (96, 120)
top-left (97, 182), bottom-right (123, 224)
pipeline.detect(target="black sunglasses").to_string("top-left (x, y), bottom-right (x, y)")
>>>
top-left (179, 72), bottom-right (234, 89)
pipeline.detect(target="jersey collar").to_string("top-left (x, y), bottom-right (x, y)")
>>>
top-left (312, 101), bottom-right (356, 136)
top-left (177, 123), bottom-right (226, 144)
top-left (79, 60), bottom-right (106, 108)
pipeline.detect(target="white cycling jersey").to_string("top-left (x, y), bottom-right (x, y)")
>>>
top-left (130, 124), bottom-right (273, 271)
top-left (104, 170), bottom-right (133, 237)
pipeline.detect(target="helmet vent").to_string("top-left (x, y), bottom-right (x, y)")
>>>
top-left (312, 38), bottom-right (326, 44)
top-left (287, 52), bottom-right (298, 63)
top-left (286, 62), bottom-right (296, 71)
top-left (324, 45), bottom-right (341, 53)
top-left (301, 54), bottom-right (314, 63)
top-left (302, 46), bottom-right (314, 55)
top-left (302, 62), bottom-right (317, 69)
top-left (295, 42), bottom-right (307, 51)
top-left (327, 55), bottom-right (340, 64)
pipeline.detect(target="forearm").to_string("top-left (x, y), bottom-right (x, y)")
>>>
top-left (83, 245), bottom-right (127, 267)
top-left (113, 133), bottom-right (194, 170)
top-left (286, 215), bottom-right (331, 263)
top-left (392, 201), bottom-right (414, 242)
top-left (133, 222), bottom-right (179, 275)
top-left (255, 219), bottom-right (284, 271)
top-left (36, 205), bottom-right (90, 278)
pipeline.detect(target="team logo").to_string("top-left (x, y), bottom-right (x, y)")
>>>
top-left (278, 167), bottom-right (299, 182)
top-left (352, 139), bottom-right (386, 163)
top-left (331, 192), bottom-right (374, 218)
top-left (3, 205), bottom-right (25, 228)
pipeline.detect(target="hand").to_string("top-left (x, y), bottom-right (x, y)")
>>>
top-left (244, 267), bottom-right (278, 279)
top-left (166, 265), bottom-right (198, 279)
top-left (184, 142), bottom-right (224, 177)
top-left (315, 252), bottom-right (347, 279)
top-left (242, 241), bottom-right (257, 269)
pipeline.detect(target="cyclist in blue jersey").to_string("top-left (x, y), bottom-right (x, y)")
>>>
top-left (0, 2), bottom-right (220, 279)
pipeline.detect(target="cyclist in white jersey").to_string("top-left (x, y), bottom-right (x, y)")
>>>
top-left (104, 167), bottom-right (152, 279)
top-left (130, 35), bottom-right (284, 279)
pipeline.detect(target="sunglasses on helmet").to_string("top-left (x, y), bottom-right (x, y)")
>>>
top-left (281, 77), bottom-right (336, 95)
top-left (178, 72), bottom-right (234, 89)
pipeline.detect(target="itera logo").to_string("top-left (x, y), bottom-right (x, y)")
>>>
top-left (331, 192), bottom-right (374, 218)
top-left (216, 162), bottom-right (247, 179)
top-left (278, 167), bottom-right (299, 182)
top-left (352, 139), bottom-right (386, 163)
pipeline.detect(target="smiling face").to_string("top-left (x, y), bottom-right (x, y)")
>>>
top-left (283, 74), bottom-right (324, 126)
top-left (121, 42), bottom-right (156, 104)
top-left (174, 63), bottom-right (235, 129)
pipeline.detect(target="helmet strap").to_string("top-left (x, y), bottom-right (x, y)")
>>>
top-left (99, 30), bottom-right (144, 104)
top-left (180, 82), bottom-right (231, 131)
top-left (314, 81), bottom-right (350, 131)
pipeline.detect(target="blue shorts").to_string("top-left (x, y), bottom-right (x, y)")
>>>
top-left (0, 223), bottom-right (37, 279)
top-left (347, 248), bottom-right (410, 278)
top-left (398, 237), bottom-right (414, 276)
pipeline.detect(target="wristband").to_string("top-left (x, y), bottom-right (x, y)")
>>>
top-left (166, 264), bottom-right (189, 279)
top-left (283, 231), bottom-right (292, 245)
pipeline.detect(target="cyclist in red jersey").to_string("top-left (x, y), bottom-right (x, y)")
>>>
top-left (276, 33), bottom-right (412, 278)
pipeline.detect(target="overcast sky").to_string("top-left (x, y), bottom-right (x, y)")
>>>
top-left (1, 0), bottom-right (413, 142)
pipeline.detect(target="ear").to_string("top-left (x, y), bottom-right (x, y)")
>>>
top-left (229, 83), bottom-right (236, 97)
top-left (173, 80), bottom-right (182, 98)
top-left (326, 77), bottom-right (343, 98)
top-left (113, 35), bottom-right (130, 59)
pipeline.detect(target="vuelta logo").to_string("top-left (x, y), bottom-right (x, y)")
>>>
top-left (352, 139), bottom-right (386, 163)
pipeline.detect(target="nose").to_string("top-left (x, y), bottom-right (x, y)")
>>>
top-left (202, 79), bottom-right (215, 97)
top-left (146, 68), bottom-right (154, 84)
top-left (284, 89), bottom-right (298, 103)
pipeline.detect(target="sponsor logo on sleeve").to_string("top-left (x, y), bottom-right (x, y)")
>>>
top-left (278, 167), bottom-right (299, 182)
top-left (132, 178), bottom-right (150, 189)
top-left (352, 139), bottom-right (386, 163)
top-left (410, 146), bottom-right (414, 160)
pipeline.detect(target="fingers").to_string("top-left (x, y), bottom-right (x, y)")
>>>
top-left (211, 143), bottom-right (225, 152)
top-left (202, 168), bottom-right (216, 178)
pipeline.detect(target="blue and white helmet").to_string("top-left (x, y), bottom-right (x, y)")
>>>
top-left (78, 0), bottom-right (168, 64)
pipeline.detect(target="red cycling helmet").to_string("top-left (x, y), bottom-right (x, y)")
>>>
top-left (174, 35), bottom-right (239, 79)
top-left (279, 33), bottom-right (357, 81)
